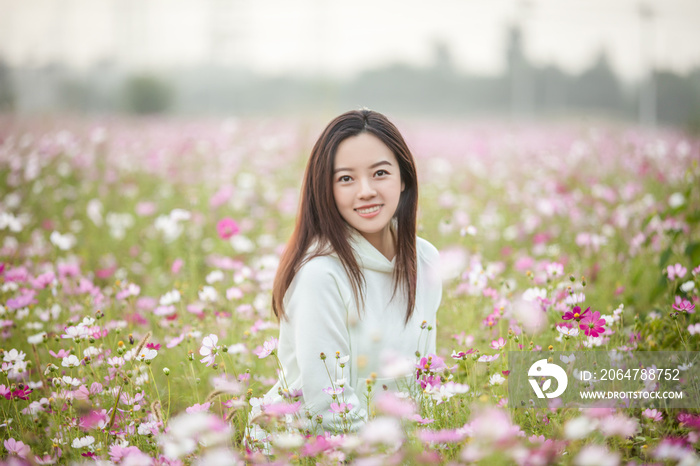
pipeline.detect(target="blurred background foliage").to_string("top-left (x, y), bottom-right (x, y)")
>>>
top-left (1, 26), bottom-right (699, 131)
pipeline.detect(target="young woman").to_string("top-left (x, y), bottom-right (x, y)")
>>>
top-left (250, 109), bottom-right (442, 437)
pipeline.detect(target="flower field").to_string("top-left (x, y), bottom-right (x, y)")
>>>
top-left (0, 115), bottom-right (699, 465)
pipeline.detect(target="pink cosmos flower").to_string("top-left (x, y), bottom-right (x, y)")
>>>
top-left (135, 201), bottom-right (157, 217)
top-left (411, 414), bottom-right (435, 425)
top-left (417, 428), bottom-right (466, 443)
top-left (109, 444), bottom-right (147, 464)
top-left (329, 402), bottom-right (352, 414)
top-left (31, 271), bottom-right (56, 289)
top-left (185, 402), bottom-right (212, 413)
top-left (199, 334), bottom-right (220, 366)
top-left (477, 354), bottom-right (500, 363)
top-left (562, 306), bottom-right (590, 322)
top-left (579, 310), bottom-right (606, 337)
top-left (171, 258), bottom-right (184, 274)
top-left (216, 217), bottom-right (240, 240)
top-left (490, 337), bottom-right (506, 350)
top-left (262, 401), bottom-right (302, 416)
top-left (673, 297), bottom-right (695, 313)
top-left (643, 408), bottom-right (663, 422)
top-left (374, 391), bottom-right (417, 418)
top-left (79, 410), bottom-right (109, 430)
top-left (451, 348), bottom-right (476, 359)
top-left (666, 263), bottom-right (687, 281)
top-left (599, 414), bottom-right (639, 438)
top-left (166, 333), bottom-right (185, 348)
top-left (253, 337), bottom-right (278, 359)
top-left (4, 438), bottom-right (31, 458)
top-left (35, 452), bottom-right (60, 465)
top-left (688, 323), bottom-right (700, 336)
top-left (6, 290), bottom-right (37, 310)
top-left (210, 185), bottom-right (234, 209)
top-left (322, 386), bottom-right (344, 396)
top-left (415, 354), bottom-right (447, 372)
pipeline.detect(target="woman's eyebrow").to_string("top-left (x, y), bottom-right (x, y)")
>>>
top-left (333, 160), bottom-right (393, 174)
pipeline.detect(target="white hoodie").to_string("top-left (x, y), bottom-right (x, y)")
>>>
top-left (250, 231), bottom-right (442, 435)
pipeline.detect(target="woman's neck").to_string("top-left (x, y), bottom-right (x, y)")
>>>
top-left (360, 226), bottom-right (396, 261)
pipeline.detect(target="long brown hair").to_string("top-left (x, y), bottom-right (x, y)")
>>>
top-left (272, 109), bottom-right (418, 324)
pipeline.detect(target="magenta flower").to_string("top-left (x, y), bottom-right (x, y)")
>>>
top-left (415, 354), bottom-right (447, 372)
top-left (562, 306), bottom-right (590, 322)
top-left (672, 297), bottom-right (695, 313)
top-left (216, 217), bottom-right (240, 240)
top-left (579, 310), bottom-right (606, 337)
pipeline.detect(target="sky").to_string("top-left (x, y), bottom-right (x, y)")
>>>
top-left (1, 0), bottom-right (699, 82)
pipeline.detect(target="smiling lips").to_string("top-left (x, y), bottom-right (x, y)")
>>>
top-left (354, 204), bottom-right (383, 218)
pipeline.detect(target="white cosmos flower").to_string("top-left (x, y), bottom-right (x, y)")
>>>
top-left (565, 416), bottom-right (598, 440)
top-left (272, 432), bottom-right (304, 449)
top-left (71, 435), bottom-right (95, 448)
top-left (522, 287), bottom-right (546, 302)
top-left (62, 376), bottom-right (81, 386)
top-left (62, 355), bottom-right (81, 368)
top-left (3, 349), bottom-right (26, 363)
top-left (27, 332), bottom-right (47, 345)
top-left (50, 231), bottom-right (77, 250)
top-left (137, 349), bottom-right (158, 362)
top-left (86, 198), bottom-right (103, 226)
top-left (198, 286), bottom-right (218, 302)
top-left (159, 289), bottom-right (181, 306)
top-left (556, 326), bottom-right (580, 337)
top-left (680, 281), bottom-right (695, 293)
top-left (489, 374), bottom-right (506, 385)
top-left (668, 192), bottom-right (685, 208)
top-left (205, 270), bottom-right (225, 284)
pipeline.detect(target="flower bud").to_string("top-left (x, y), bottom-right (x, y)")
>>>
top-left (163, 367), bottom-right (170, 376)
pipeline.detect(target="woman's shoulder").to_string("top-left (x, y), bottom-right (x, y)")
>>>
top-left (293, 253), bottom-right (345, 284)
top-left (416, 236), bottom-right (440, 264)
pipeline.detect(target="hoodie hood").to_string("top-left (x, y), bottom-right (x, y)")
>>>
top-left (344, 229), bottom-right (395, 273)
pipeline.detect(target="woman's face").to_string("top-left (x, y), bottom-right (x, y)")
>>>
top-left (332, 132), bottom-right (404, 246)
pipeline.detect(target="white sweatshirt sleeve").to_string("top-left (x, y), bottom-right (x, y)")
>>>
top-left (284, 257), bottom-right (367, 432)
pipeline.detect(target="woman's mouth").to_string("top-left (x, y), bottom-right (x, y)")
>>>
top-left (355, 205), bottom-right (383, 218)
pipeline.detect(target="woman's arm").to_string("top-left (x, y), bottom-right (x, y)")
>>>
top-left (285, 258), bottom-right (367, 432)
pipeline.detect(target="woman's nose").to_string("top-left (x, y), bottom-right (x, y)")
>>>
top-left (358, 178), bottom-right (377, 198)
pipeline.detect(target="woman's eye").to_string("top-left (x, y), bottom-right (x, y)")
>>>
top-left (375, 169), bottom-right (389, 177)
top-left (338, 175), bottom-right (352, 183)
